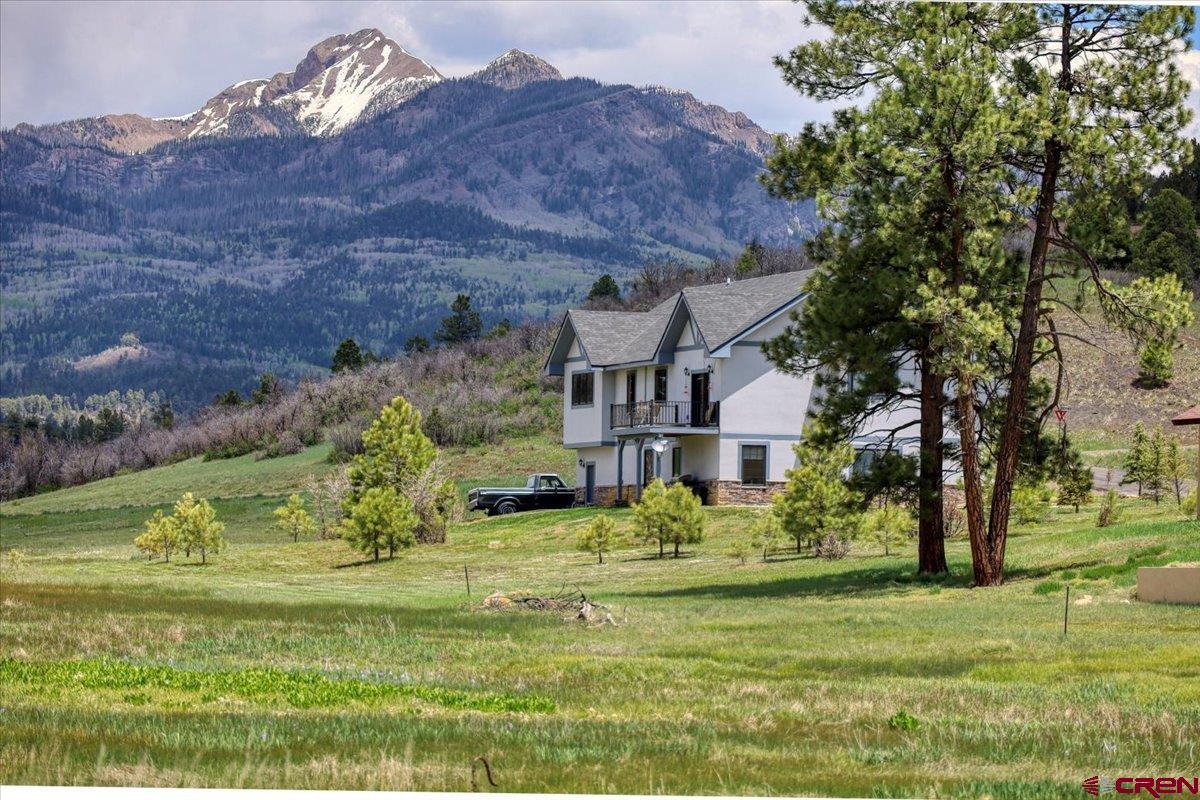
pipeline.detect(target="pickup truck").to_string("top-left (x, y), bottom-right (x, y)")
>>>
top-left (467, 474), bottom-right (575, 516)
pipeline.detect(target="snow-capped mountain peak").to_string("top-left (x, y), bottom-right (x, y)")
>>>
top-left (180, 28), bottom-right (443, 139)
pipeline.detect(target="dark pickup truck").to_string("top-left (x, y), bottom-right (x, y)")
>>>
top-left (467, 474), bottom-right (575, 516)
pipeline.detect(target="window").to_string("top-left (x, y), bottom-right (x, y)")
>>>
top-left (626, 372), bottom-right (636, 404)
top-left (654, 367), bottom-right (668, 402)
top-left (740, 444), bottom-right (767, 486)
top-left (671, 447), bottom-right (682, 478)
top-left (571, 371), bottom-right (594, 407)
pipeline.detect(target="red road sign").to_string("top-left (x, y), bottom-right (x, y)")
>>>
top-left (1054, 407), bottom-right (1067, 422)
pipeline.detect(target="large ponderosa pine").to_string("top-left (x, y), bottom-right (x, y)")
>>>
top-left (768, 1), bottom-right (1194, 585)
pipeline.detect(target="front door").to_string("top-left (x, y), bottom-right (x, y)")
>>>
top-left (643, 448), bottom-right (655, 486)
top-left (585, 464), bottom-right (595, 505)
top-left (690, 371), bottom-right (710, 427)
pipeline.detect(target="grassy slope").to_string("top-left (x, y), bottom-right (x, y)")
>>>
top-left (2, 459), bottom-right (1198, 796)
top-left (1, 435), bottom-right (575, 517)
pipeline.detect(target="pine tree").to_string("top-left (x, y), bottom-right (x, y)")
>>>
top-left (586, 274), bottom-right (621, 303)
top-left (435, 294), bottom-right (482, 344)
top-left (633, 479), bottom-right (705, 558)
top-left (863, 506), bottom-right (913, 557)
top-left (1122, 423), bottom-right (1150, 498)
top-left (173, 493), bottom-right (226, 565)
top-left (773, 440), bottom-right (858, 554)
top-left (135, 509), bottom-right (180, 562)
top-left (340, 486), bottom-right (418, 561)
top-left (1164, 435), bottom-right (1186, 507)
top-left (274, 493), bottom-right (318, 542)
top-left (331, 338), bottom-right (365, 373)
top-left (749, 510), bottom-right (784, 562)
top-left (1143, 430), bottom-right (1169, 505)
top-left (577, 514), bottom-right (619, 564)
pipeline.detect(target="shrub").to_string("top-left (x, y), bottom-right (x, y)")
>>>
top-left (726, 537), bottom-right (752, 564)
top-left (814, 533), bottom-right (851, 560)
top-left (1012, 483), bottom-right (1051, 525)
top-left (1183, 488), bottom-right (1197, 517)
top-left (943, 500), bottom-right (966, 539)
top-left (1096, 489), bottom-right (1122, 528)
top-left (327, 420), bottom-right (367, 463)
top-left (887, 709), bottom-right (920, 732)
top-left (258, 430), bottom-right (304, 460)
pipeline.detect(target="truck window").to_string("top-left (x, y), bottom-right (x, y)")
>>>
top-left (526, 476), bottom-right (538, 489)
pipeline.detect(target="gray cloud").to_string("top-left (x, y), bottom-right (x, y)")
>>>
top-left (0, 0), bottom-right (832, 133)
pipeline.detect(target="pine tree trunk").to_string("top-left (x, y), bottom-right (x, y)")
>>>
top-left (373, 546), bottom-right (379, 562)
top-left (958, 382), bottom-right (1000, 586)
top-left (598, 551), bottom-right (603, 565)
top-left (673, 540), bottom-right (680, 558)
top-left (917, 350), bottom-right (948, 574)
top-left (659, 538), bottom-right (664, 558)
top-left (986, 40), bottom-right (1069, 580)
top-left (200, 547), bottom-right (207, 565)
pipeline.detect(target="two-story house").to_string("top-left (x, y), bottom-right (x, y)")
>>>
top-left (544, 271), bottom-right (930, 506)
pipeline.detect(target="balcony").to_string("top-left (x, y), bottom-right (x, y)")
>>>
top-left (610, 400), bottom-right (720, 430)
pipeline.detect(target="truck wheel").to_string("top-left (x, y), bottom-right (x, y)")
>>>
top-left (497, 501), bottom-right (517, 515)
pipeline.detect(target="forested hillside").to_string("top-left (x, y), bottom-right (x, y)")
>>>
top-left (1, 63), bottom-right (811, 407)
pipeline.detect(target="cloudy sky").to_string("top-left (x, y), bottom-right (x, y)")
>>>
top-left (2, 1), bottom-right (1197, 136)
top-left (0, 0), bottom-right (834, 133)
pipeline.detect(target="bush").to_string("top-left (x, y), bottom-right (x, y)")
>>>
top-left (1096, 489), bottom-right (1122, 528)
top-left (887, 709), bottom-right (920, 732)
top-left (258, 431), bottom-right (304, 460)
top-left (814, 533), bottom-right (851, 560)
top-left (1183, 488), bottom-right (1197, 517)
top-left (1012, 483), bottom-right (1051, 525)
top-left (943, 500), bottom-right (967, 539)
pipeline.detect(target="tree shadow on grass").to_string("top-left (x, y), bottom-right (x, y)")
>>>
top-left (627, 561), bottom-right (972, 600)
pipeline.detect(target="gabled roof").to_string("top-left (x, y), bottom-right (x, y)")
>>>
top-left (545, 271), bottom-right (811, 373)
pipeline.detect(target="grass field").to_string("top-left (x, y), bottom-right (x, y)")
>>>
top-left (2, 445), bottom-right (1198, 798)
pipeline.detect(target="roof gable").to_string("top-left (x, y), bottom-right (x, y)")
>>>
top-left (543, 271), bottom-right (811, 372)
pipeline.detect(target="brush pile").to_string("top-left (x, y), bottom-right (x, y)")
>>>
top-left (482, 586), bottom-right (617, 625)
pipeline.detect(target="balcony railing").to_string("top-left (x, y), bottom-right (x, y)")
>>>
top-left (610, 400), bottom-right (720, 429)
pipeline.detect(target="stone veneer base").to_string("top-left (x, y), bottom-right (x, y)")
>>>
top-left (575, 481), bottom-right (785, 507)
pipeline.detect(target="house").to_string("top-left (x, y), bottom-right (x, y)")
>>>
top-left (544, 272), bottom-right (928, 506)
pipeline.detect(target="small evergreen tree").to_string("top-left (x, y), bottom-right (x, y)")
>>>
top-left (1121, 423), bottom-right (1150, 497)
top-left (331, 338), bottom-right (365, 373)
top-left (1164, 435), bottom-right (1186, 507)
top-left (274, 493), bottom-right (318, 542)
top-left (152, 401), bottom-right (174, 430)
top-left (173, 493), bottom-right (226, 564)
top-left (749, 509), bottom-right (784, 562)
top-left (863, 506), bottom-right (913, 556)
top-left (586, 274), bottom-right (621, 302)
top-left (251, 373), bottom-right (282, 405)
top-left (435, 294), bottom-right (482, 344)
top-left (774, 440), bottom-right (858, 553)
top-left (484, 318), bottom-right (513, 340)
top-left (135, 509), bottom-right (179, 562)
top-left (1142, 430), bottom-right (1169, 505)
top-left (577, 514), bottom-right (619, 564)
top-left (726, 536), bottom-right (752, 565)
top-left (340, 486), bottom-right (418, 561)
top-left (633, 479), bottom-right (705, 558)
top-left (404, 335), bottom-right (430, 355)
top-left (1096, 489), bottom-right (1122, 528)
top-left (215, 389), bottom-right (243, 407)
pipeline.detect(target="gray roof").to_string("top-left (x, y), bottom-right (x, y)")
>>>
top-left (552, 271), bottom-right (810, 369)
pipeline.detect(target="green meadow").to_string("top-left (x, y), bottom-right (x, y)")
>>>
top-left (1, 447), bottom-right (1198, 797)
